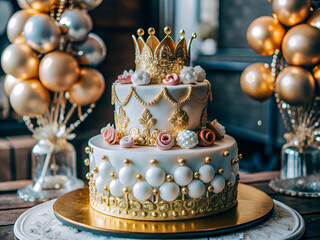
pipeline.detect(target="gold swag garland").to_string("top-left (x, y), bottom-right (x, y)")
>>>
top-left (112, 80), bottom-right (212, 107)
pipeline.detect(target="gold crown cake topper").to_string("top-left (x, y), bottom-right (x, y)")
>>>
top-left (132, 26), bottom-right (197, 84)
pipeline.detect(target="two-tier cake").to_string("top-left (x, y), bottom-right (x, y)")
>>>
top-left (84, 27), bottom-right (240, 221)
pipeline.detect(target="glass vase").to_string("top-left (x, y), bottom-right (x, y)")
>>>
top-left (18, 139), bottom-right (84, 202)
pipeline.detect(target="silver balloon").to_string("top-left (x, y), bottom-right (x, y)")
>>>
top-left (76, 0), bottom-right (103, 10)
top-left (59, 9), bottom-right (92, 42)
top-left (23, 14), bottom-right (60, 53)
top-left (74, 33), bottom-right (106, 65)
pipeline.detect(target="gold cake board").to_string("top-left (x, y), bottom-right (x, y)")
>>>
top-left (53, 184), bottom-right (274, 238)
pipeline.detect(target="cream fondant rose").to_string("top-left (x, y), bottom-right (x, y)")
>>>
top-left (116, 69), bottom-right (134, 84)
top-left (162, 73), bottom-right (180, 85)
top-left (155, 131), bottom-right (174, 150)
top-left (120, 135), bottom-right (134, 148)
top-left (194, 65), bottom-right (206, 82)
top-left (131, 70), bottom-right (151, 85)
top-left (179, 66), bottom-right (197, 84)
top-left (101, 123), bottom-right (118, 144)
top-left (207, 119), bottom-right (226, 139)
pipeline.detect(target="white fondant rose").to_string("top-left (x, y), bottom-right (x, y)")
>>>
top-left (179, 66), bottom-right (197, 84)
top-left (131, 70), bottom-right (151, 85)
top-left (194, 65), bottom-right (206, 82)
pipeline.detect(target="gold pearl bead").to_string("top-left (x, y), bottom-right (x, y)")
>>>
top-left (110, 172), bottom-right (117, 179)
top-left (223, 151), bottom-right (229, 157)
top-left (166, 174), bottom-right (174, 182)
top-left (172, 211), bottom-right (178, 217)
top-left (142, 212), bottom-right (147, 217)
top-left (152, 188), bottom-right (159, 195)
top-left (136, 173), bottom-right (143, 181)
top-left (124, 158), bottom-right (131, 166)
top-left (192, 32), bottom-right (197, 38)
top-left (162, 212), bottom-right (168, 218)
top-left (91, 180), bottom-right (96, 186)
top-left (227, 182), bottom-right (232, 186)
top-left (102, 155), bottom-right (108, 161)
top-left (93, 167), bottom-right (99, 174)
top-left (84, 158), bottom-right (90, 166)
top-left (191, 210), bottom-right (196, 215)
top-left (194, 172), bottom-right (200, 179)
top-left (231, 159), bottom-right (237, 165)
top-left (204, 156), bottom-right (211, 164)
top-left (148, 27), bottom-right (155, 35)
top-left (181, 187), bottom-right (189, 195)
top-left (137, 28), bottom-right (144, 36)
top-left (152, 211), bottom-right (158, 217)
top-left (218, 168), bottom-right (224, 174)
top-left (180, 29), bottom-right (185, 35)
top-left (178, 158), bottom-right (185, 166)
top-left (238, 153), bottom-right (243, 159)
top-left (164, 26), bottom-right (171, 35)
top-left (86, 172), bottom-right (93, 179)
top-left (132, 211), bottom-right (137, 216)
top-left (181, 210), bottom-right (187, 216)
top-left (104, 185), bottom-right (109, 191)
top-left (123, 187), bottom-right (130, 195)
top-left (85, 146), bottom-right (92, 154)
top-left (207, 186), bottom-right (214, 192)
top-left (150, 159), bottom-right (158, 166)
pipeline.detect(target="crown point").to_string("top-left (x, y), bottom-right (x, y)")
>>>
top-left (137, 28), bottom-right (144, 36)
top-left (180, 29), bottom-right (185, 35)
top-left (192, 32), bottom-right (197, 38)
top-left (148, 27), bottom-right (155, 35)
top-left (164, 26), bottom-right (171, 35)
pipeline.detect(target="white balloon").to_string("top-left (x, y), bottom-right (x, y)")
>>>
top-left (211, 175), bottom-right (225, 194)
top-left (98, 161), bottom-right (113, 179)
top-left (95, 176), bottom-right (109, 193)
top-left (173, 166), bottom-right (193, 186)
top-left (227, 172), bottom-right (236, 186)
top-left (159, 182), bottom-right (180, 202)
top-left (187, 180), bottom-right (205, 198)
top-left (133, 181), bottom-right (152, 201)
top-left (199, 165), bottom-right (215, 183)
top-left (145, 167), bottom-right (165, 187)
top-left (109, 179), bottom-right (124, 197)
top-left (119, 166), bottom-right (136, 186)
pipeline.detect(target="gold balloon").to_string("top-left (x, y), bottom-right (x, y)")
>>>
top-left (69, 68), bottom-right (105, 105)
top-left (39, 51), bottom-right (79, 92)
top-left (240, 63), bottom-right (274, 101)
top-left (1, 44), bottom-right (39, 79)
top-left (276, 66), bottom-right (315, 105)
top-left (9, 79), bottom-right (50, 117)
top-left (4, 75), bottom-right (24, 96)
top-left (282, 24), bottom-right (320, 66)
top-left (26, 0), bottom-right (57, 12)
top-left (247, 16), bottom-right (285, 56)
top-left (7, 9), bottom-right (38, 43)
top-left (313, 65), bottom-right (320, 94)
top-left (272, 0), bottom-right (310, 26)
top-left (307, 9), bottom-right (320, 29)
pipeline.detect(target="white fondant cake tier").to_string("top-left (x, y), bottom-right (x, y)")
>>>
top-left (86, 134), bottom-right (239, 221)
top-left (112, 81), bottom-right (211, 145)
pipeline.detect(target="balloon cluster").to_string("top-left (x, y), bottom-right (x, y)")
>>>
top-left (241, 0), bottom-right (320, 147)
top-left (1, 0), bottom-right (106, 138)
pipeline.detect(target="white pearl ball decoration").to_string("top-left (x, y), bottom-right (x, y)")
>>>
top-left (187, 180), bottom-right (205, 198)
top-left (145, 167), bottom-right (165, 187)
top-left (220, 161), bottom-right (232, 180)
top-left (211, 175), bottom-right (226, 193)
top-left (133, 181), bottom-right (152, 201)
top-left (173, 166), bottom-right (193, 186)
top-left (199, 165), bottom-right (215, 183)
top-left (228, 172), bottom-right (236, 186)
top-left (176, 130), bottom-right (199, 149)
top-left (95, 176), bottom-right (109, 193)
top-left (159, 182), bottom-right (180, 202)
top-left (98, 161), bottom-right (113, 179)
top-left (109, 179), bottom-right (124, 197)
top-left (119, 166), bottom-right (136, 186)
top-left (232, 163), bottom-right (239, 175)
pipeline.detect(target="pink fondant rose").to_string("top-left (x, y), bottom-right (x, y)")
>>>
top-left (115, 70), bottom-right (134, 84)
top-left (207, 119), bottom-right (225, 140)
top-left (120, 136), bottom-right (134, 148)
top-left (155, 131), bottom-right (174, 150)
top-left (162, 73), bottom-right (180, 85)
top-left (198, 128), bottom-right (216, 147)
top-left (101, 124), bottom-right (118, 144)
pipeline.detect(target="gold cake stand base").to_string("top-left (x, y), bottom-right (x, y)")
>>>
top-left (53, 184), bottom-right (274, 238)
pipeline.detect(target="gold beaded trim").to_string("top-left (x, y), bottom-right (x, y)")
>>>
top-left (112, 80), bottom-right (212, 107)
top-left (89, 180), bottom-right (238, 221)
